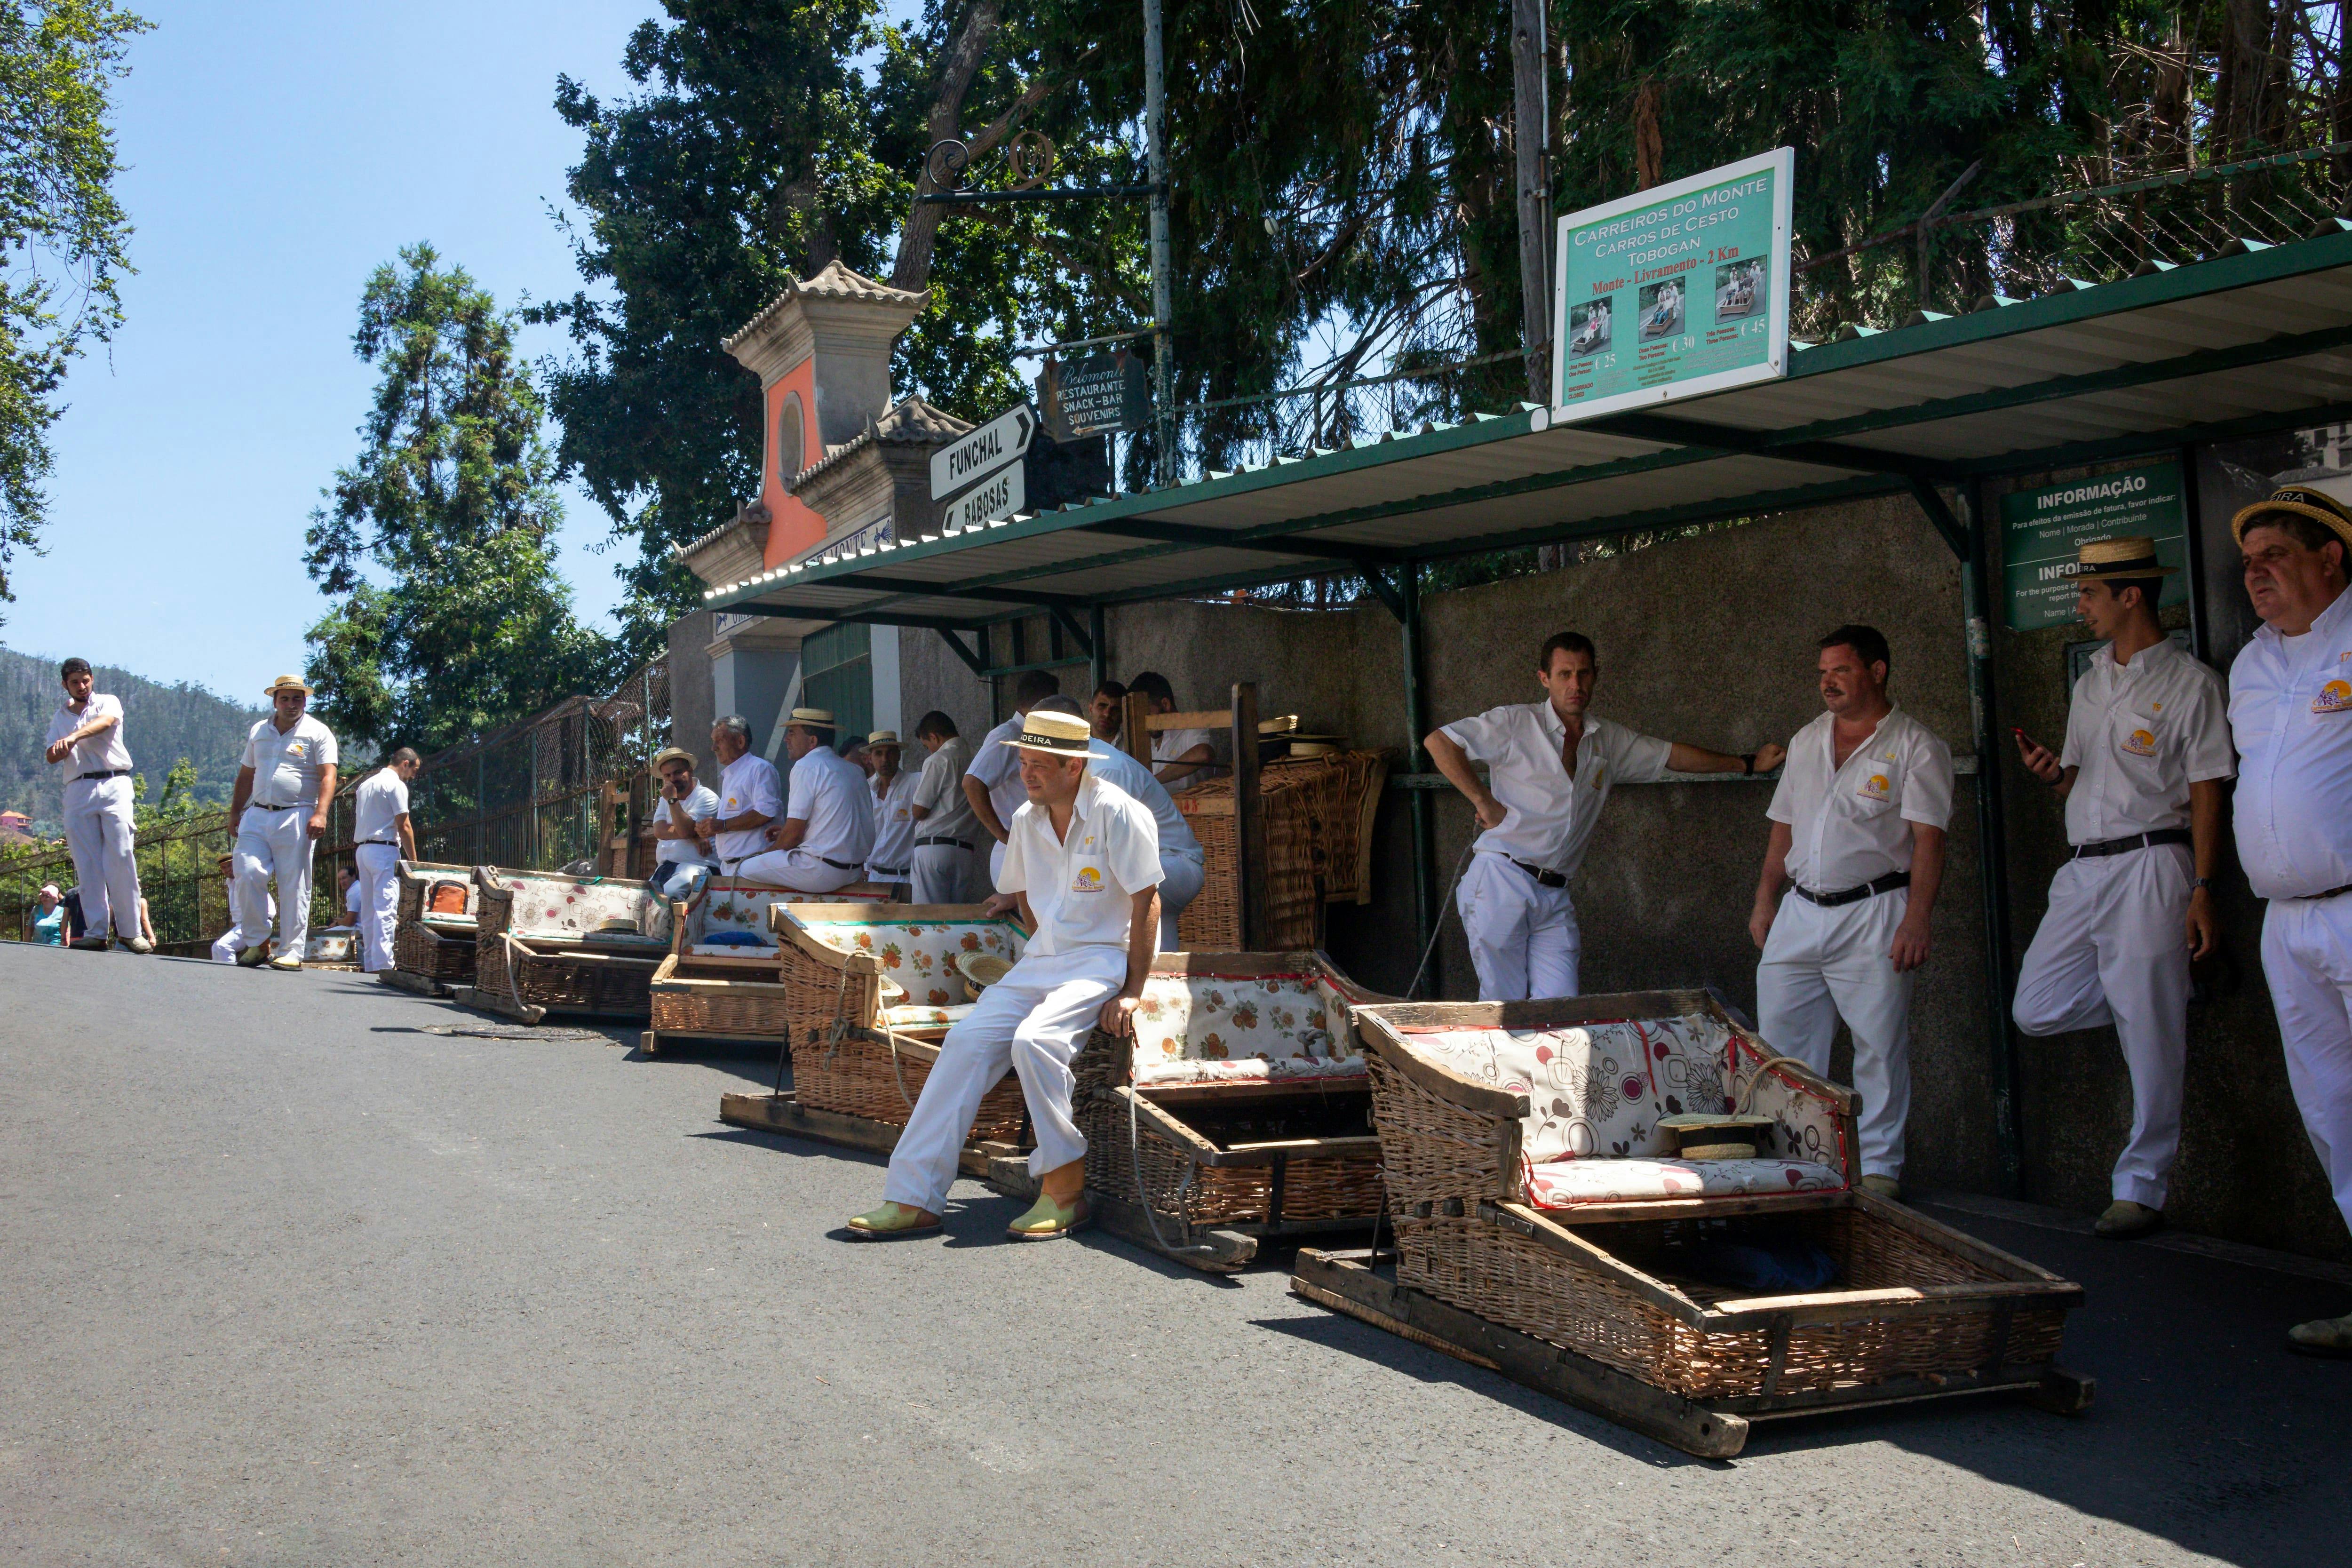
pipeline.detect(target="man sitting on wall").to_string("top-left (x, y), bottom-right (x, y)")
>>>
top-left (1127, 670), bottom-right (1218, 788)
top-left (694, 716), bottom-right (783, 881)
top-left (737, 708), bottom-right (875, 892)
top-left (643, 746), bottom-right (719, 900)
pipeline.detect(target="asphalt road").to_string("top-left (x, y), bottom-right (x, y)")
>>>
top-left (2, 943), bottom-right (2345, 1567)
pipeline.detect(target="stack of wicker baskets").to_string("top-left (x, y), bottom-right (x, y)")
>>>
top-left (1173, 748), bottom-right (1389, 950)
top-left (393, 860), bottom-right (478, 985)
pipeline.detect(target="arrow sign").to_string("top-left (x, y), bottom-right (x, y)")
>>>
top-left (946, 463), bottom-right (1025, 531)
top-left (931, 404), bottom-right (1035, 500)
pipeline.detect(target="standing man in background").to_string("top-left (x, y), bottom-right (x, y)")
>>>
top-left (44, 657), bottom-right (149, 952)
top-left (695, 716), bottom-right (782, 881)
top-left (966, 670), bottom-right (1063, 890)
top-left (1127, 671), bottom-right (1217, 787)
top-left (863, 730), bottom-right (919, 892)
top-left (1749, 625), bottom-right (1953, 1201)
top-left (229, 675), bottom-right (339, 971)
top-left (349, 747), bottom-right (421, 973)
top-left (737, 709), bottom-right (874, 892)
top-left (1033, 695), bottom-right (1205, 948)
top-left (909, 711), bottom-right (981, 904)
top-left (1089, 680), bottom-right (1127, 743)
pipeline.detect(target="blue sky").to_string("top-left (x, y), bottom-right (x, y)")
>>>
top-left (2, 0), bottom-right (668, 699)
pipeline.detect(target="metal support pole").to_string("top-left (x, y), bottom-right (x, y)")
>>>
top-left (1509, 0), bottom-right (1551, 404)
top-left (1144, 0), bottom-right (1175, 488)
top-left (1398, 564), bottom-right (1438, 995)
top-left (1959, 481), bottom-right (2026, 1197)
top-left (1089, 603), bottom-right (1107, 694)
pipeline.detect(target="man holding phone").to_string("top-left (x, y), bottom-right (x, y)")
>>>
top-left (644, 746), bottom-right (719, 900)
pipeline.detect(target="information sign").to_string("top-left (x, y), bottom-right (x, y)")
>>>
top-left (1550, 148), bottom-right (1793, 422)
top-left (2000, 461), bottom-right (2190, 631)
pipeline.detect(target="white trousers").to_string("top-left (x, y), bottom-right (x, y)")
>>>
top-left (2012, 844), bottom-right (2192, 1207)
top-left (881, 946), bottom-right (1127, 1215)
top-left (732, 848), bottom-right (861, 892)
top-left (354, 843), bottom-right (401, 972)
top-left (648, 859), bottom-right (713, 901)
top-left (1156, 850), bottom-right (1205, 950)
top-left (911, 841), bottom-right (982, 905)
top-left (233, 805), bottom-right (315, 955)
top-left (63, 775), bottom-right (141, 939)
top-left (2260, 894), bottom-right (2352, 1234)
top-left (1757, 887), bottom-right (1915, 1180)
top-left (1457, 852), bottom-right (1580, 1001)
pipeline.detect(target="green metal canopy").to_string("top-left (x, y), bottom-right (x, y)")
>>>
top-left (706, 227), bottom-right (2352, 632)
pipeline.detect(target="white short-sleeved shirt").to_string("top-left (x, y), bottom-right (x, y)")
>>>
top-left (713, 752), bottom-right (785, 865)
top-left (1152, 726), bottom-right (1218, 788)
top-left (2229, 586), bottom-right (2352, 899)
top-left (1087, 737), bottom-right (1202, 859)
top-left (913, 738), bottom-right (980, 843)
top-left (345, 880), bottom-right (362, 915)
top-left (966, 716), bottom-right (1028, 829)
top-left (351, 769), bottom-right (411, 845)
top-left (651, 783), bottom-right (719, 866)
top-left (47, 693), bottom-right (132, 774)
top-left (867, 768), bottom-right (920, 873)
top-left (2060, 637), bottom-right (2234, 844)
top-left (783, 745), bottom-right (876, 872)
top-left (998, 770), bottom-right (1164, 959)
top-left (242, 714), bottom-right (339, 809)
top-left (1768, 706), bottom-right (1954, 892)
top-left (1438, 703), bottom-right (1672, 877)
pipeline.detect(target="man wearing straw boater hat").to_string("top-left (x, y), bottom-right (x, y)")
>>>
top-left (862, 729), bottom-right (919, 892)
top-left (736, 708), bottom-right (874, 892)
top-left (2225, 482), bottom-right (2352, 1355)
top-left (2010, 537), bottom-right (2233, 1239)
top-left (850, 705), bottom-right (1163, 1241)
top-left (227, 674), bottom-right (339, 971)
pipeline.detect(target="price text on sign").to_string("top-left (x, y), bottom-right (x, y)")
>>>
top-left (930, 404), bottom-right (1035, 501)
top-left (1550, 147), bottom-right (1793, 424)
top-left (948, 463), bottom-right (1025, 530)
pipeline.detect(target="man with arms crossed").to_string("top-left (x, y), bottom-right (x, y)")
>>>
top-left (737, 709), bottom-right (874, 891)
top-left (693, 716), bottom-right (783, 881)
top-left (1428, 631), bottom-right (1782, 1000)
top-left (2223, 484), bottom-right (2352, 1356)
top-left (1750, 626), bottom-right (1953, 1200)
top-left (909, 711), bottom-right (982, 904)
top-left (2010, 538), bottom-right (2232, 1238)
top-left (349, 747), bottom-right (422, 974)
top-left (44, 657), bottom-right (149, 952)
top-left (229, 675), bottom-right (340, 971)
top-left (863, 730), bottom-right (920, 891)
top-left (965, 670), bottom-right (1062, 890)
top-left (850, 706), bottom-right (1160, 1241)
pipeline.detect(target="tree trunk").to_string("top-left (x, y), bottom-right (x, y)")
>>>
top-left (891, 0), bottom-right (1004, 293)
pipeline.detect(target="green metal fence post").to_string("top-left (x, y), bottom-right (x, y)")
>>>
top-left (1398, 563), bottom-right (1437, 995)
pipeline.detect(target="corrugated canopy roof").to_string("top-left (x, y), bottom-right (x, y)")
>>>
top-left (708, 229), bottom-right (2352, 633)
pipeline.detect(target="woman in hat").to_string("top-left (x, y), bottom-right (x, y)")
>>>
top-left (226, 674), bottom-right (339, 971)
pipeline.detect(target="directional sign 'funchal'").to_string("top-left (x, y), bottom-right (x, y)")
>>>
top-left (947, 462), bottom-right (1025, 531)
top-left (930, 404), bottom-right (1036, 502)
top-left (1550, 148), bottom-right (1793, 423)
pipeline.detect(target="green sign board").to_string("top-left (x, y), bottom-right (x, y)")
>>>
top-left (1549, 148), bottom-right (1792, 423)
top-left (1999, 461), bottom-right (2190, 631)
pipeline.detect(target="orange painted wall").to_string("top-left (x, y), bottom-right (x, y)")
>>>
top-left (760, 358), bottom-right (830, 568)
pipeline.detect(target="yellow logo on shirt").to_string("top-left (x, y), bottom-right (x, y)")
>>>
top-left (2316, 679), bottom-right (2352, 715)
top-left (1858, 772), bottom-right (1892, 802)
top-left (2122, 727), bottom-right (2157, 756)
top-left (1072, 866), bottom-right (1104, 893)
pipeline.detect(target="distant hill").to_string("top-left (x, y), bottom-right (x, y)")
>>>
top-left (0, 647), bottom-right (265, 830)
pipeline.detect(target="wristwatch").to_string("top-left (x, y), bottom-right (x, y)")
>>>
top-left (2193, 876), bottom-right (2214, 891)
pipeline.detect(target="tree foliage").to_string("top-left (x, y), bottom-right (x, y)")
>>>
top-left (304, 245), bottom-right (614, 756)
top-left (0, 0), bottom-right (148, 617)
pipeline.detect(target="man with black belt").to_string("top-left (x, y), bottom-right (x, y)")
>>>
top-left (229, 674), bottom-right (340, 971)
top-left (909, 711), bottom-right (981, 903)
top-left (737, 708), bottom-right (874, 891)
top-left (1750, 625), bottom-right (1954, 1200)
top-left (2011, 537), bottom-right (2232, 1238)
top-left (349, 747), bottom-right (422, 973)
top-left (1428, 630), bottom-right (1781, 1000)
top-left (863, 730), bottom-right (919, 892)
top-left (44, 657), bottom-right (149, 952)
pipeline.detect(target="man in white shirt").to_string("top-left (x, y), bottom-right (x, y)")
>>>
top-left (694, 715), bottom-right (784, 879)
top-left (965, 669), bottom-right (1065, 890)
top-left (863, 730), bottom-right (920, 891)
top-left (909, 711), bottom-right (982, 904)
top-left (642, 746), bottom-right (719, 901)
top-left (210, 854), bottom-right (271, 963)
top-left (2223, 484), bottom-right (2352, 1356)
top-left (737, 708), bottom-right (875, 891)
top-left (229, 674), bottom-right (341, 971)
top-left (851, 707), bottom-right (1162, 1242)
top-left (2010, 538), bottom-right (2233, 1239)
top-left (1428, 631), bottom-right (1782, 1000)
top-left (338, 864), bottom-right (361, 920)
top-left (347, 747), bottom-right (421, 973)
top-left (1749, 625), bottom-right (1954, 1199)
top-left (1128, 669), bottom-right (1218, 787)
top-left (1033, 695), bottom-right (1203, 947)
top-left (43, 657), bottom-right (149, 952)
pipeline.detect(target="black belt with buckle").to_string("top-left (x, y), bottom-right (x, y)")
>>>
top-left (2073, 828), bottom-right (2192, 859)
top-left (1508, 857), bottom-right (1569, 889)
top-left (74, 768), bottom-right (132, 781)
top-left (2294, 883), bottom-right (2352, 902)
top-left (250, 802), bottom-right (301, 812)
top-left (823, 856), bottom-right (864, 873)
top-left (869, 864), bottom-right (908, 877)
top-left (1794, 870), bottom-right (1912, 907)
top-left (917, 836), bottom-right (975, 851)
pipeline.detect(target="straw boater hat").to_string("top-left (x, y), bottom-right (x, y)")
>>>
top-left (785, 706), bottom-right (836, 731)
top-left (866, 730), bottom-right (900, 748)
top-left (2057, 535), bottom-right (2178, 584)
top-left (999, 707), bottom-right (1093, 757)
top-left (263, 673), bottom-right (311, 697)
top-left (650, 745), bottom-right (696, 771)
top-left (2231, 483), bottom-right (2352, 553)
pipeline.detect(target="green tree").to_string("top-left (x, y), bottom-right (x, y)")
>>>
top-left (0, 0), bottom-right (150, 617)
top-left (303, 244), bottom-right (614, 755)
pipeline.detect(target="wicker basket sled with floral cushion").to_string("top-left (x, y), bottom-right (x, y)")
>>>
top-left (715, 903), bottom-right (1035, 1169)
top-left (387, 860), bottom-right (479, 992)
top-left (465, 867), bottom-right (675, 1023)
top-left (1289, 992), bottom-right (2090, 1457)
top-left (641, 880), bottom-right (884, 1054)
top-left (1069, 950), bottom-right (1393, 1272)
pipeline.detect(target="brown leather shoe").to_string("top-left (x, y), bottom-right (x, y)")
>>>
top-left (2094, 1200), bottom-right (2162, 1239)
top-left (2288, 1313), bottom-right (2352, 1358)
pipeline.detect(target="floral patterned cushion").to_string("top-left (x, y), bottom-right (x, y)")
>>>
top-left (1127, 972), bottom-right (1363, 1080)
top-left (1133, 1054), bottom-right (1367, 1087)
top-left (1525, 1156), bottom-right (1845, 1208)
top-left (790, 916), bottom-right (1028, 1009)
top-left (1405, 1014), bottom-right (1736, 1164)
top-left (1727, 1033), bottom-right (1850, 1174)
top-left (496, 873), bottom-right (673, 946)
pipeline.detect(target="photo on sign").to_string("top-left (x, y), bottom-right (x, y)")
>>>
top-left (1567, 296), bottom-right (1613, 358)
top-left (1638, 278), bottom-right (1684, 342)
top-left (1714, 258), bottom-right (1766, 323)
